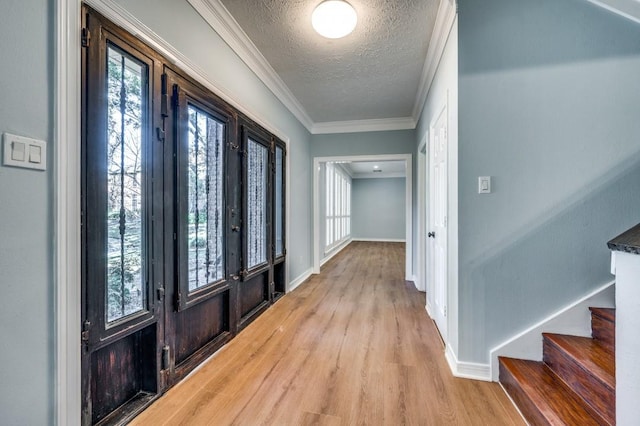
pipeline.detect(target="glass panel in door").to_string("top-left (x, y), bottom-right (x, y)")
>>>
top-left (106, 45), bottom-right (147, 323)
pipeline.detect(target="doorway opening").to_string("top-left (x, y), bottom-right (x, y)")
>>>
top-left (312, 154), bottom-right (413, 281)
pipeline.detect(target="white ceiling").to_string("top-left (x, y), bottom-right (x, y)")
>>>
top-left (342, 160), bottom-right (406, 178)
top-left (217, 0), bottom-right (439, 124)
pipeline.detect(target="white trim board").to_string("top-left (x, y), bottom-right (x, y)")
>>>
top-left (88, 0), bottom-right (292, 145)
top-left (352, 173), bottom-right (406, 180)
top-left (586, 0), bottom-right (640, 25)
top-left (411, 0), bottom-right (457, 121)
top-left (445, 344), bottom-right (491, 382)
top-left (352, 238), bottom-right (406, 243)
top-left (312, 117), bottom-right (416, 135)
top-left (321, 238), bottom-right (353, 267)
top-left (56, 0), bottom-right (82, 424)
top-left (425, 303), bottom-right (434, 318)
top-left (313, 154), bottom-right (413, 281)
top-left (188, 0), bottom-right (458, 135)
top-left (416, 132), bottom-right (428, 293)
top-left (489, 281), bottom-right (615, 381)
top-left (288, 268), bottom-right (313, 293)
top-left (187, 0), bottom-right (314, 131)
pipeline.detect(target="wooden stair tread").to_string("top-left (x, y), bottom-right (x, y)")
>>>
top-left (589, 307), bottom-right (615, 323)
top-left (543, 333), bottom-right (615, 390)
top-left (500, 357), bottom-right (602, 425)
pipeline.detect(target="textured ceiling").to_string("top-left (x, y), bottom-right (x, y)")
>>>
top-left (219, 0), bottom-right (439, 123)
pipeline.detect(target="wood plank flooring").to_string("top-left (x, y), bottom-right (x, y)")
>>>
top-left (132, 242), bottom-right (524, 425)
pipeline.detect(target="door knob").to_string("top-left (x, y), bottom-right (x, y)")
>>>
top-left (428, 232), bottom-right (435, 238)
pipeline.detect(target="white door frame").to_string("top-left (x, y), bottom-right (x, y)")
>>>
top-left (56, 0), bottom-right (82, 424)
top-left (417, 135), bottom-right (428, 293)
top-left (313, 154), bottom-right (413, 281)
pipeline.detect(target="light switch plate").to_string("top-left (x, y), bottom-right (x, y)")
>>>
top-left (3, 132), bottom-right (47, 171)
top-left (478, 176), bottom-right (491, 194)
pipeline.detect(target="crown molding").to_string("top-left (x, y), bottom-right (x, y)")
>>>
top-left (188, 0), bottom-right (314, 132)
top-left (585, 0), bottom-right (640, 24)
top-left (411, 0), bottom-right (457, 122)
top-left (85, 0), bottom-right (291, 144)
top-left (189, 0), bottom-right (466, 135)
top-left (312, 117), bottom-right (416, 135)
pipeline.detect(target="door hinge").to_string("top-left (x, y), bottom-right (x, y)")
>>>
top-left (81, 28), bottom-right (91, 48)
top-left (157, 286), bottom-right (165, 301)
top-left (160, 74), bottom-right (169, 117)
top-left (81, 320), bottom-right (91, 342)
top-left (162, 346), bottom-right (171, 370)
top-left (444, 306), bottom-right (447, 317)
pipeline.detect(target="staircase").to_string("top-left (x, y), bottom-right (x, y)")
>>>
top-left (499, 307), bottom-right (615, 425)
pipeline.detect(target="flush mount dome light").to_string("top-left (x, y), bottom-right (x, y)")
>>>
top-left (312, 1), bottom-right (357, 39)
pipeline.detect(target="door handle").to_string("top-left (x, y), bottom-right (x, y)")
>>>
top-left (428, 232), bottom-right (435, 238)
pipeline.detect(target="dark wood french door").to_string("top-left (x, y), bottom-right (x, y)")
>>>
top-left (81, 6), bottom-right (286, 425)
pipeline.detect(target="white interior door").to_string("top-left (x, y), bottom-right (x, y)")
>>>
top-left (429, 104), bottom-right (448, 340)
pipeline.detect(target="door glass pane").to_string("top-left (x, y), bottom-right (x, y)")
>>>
top-left (187, 105), bottom-right (225, 291)
top-left (247, 139), bottom-right (268, 268)
top-left (275, 146), bottom-right (283, 257)
top-left (106, 46), bottom-right (147, 323)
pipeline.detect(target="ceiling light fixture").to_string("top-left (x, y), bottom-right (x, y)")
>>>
top-left (312, 1), bottom-right (357, 39)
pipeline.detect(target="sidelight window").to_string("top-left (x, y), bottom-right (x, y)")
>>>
top-left (274, 146), bottom-right (284, 257)
top-left (246, 138), bottom-right (269, 269)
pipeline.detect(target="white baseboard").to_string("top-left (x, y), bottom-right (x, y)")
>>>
top-left (321, 238), bottom-right (352, 267)
top-left (426, 302), bottom-right (434, 318)
top-left (445, 344), bottom-right (491, 382)
top-left (489, 280), bottom-right (615, 381)
top-left (352, 238), bottom-right (406, 243)
top-left (288, 268), bottom-right (313, 292)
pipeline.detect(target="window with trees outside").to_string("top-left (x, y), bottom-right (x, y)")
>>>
top-left (106, 45), bottom-right (148, 323)
top-left (325, 162), bottom-right (351, 250)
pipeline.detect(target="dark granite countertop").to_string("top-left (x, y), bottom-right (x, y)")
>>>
top-left (608, 223), bottom-right (640, 254)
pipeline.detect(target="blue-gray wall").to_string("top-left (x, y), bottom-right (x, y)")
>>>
top-left (352, 178), bottom-right (406, 240)
top-left (311, 129), bottom-right (416, 158)
top-left (0, 0), bottom-right (53, 423)
top-left (457, 0), bottom-right (640, 363)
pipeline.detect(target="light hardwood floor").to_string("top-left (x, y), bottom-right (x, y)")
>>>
top-left (132, 242), bottom-right (524, 425)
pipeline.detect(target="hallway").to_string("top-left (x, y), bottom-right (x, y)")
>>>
top-left (132, 242), bottom-right (523, 425)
